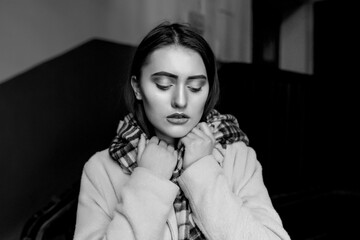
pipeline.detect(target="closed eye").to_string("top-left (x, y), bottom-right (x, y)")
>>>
top-left (156, 84), bottom-right (171, 91)
top-left (188, 86), bottom-right (202, 92)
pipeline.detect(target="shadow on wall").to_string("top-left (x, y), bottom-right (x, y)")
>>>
top-left (0, 39), bottom-right (136, 239)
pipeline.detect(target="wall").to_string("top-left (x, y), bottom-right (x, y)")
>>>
top-left (280, 2), bottom-right (314, 74)
top-left (0, 0), bottom-right (252, 84)
top-left (0, 0), bottom-right (107, 84)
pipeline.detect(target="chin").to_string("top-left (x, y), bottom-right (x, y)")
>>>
top-left (166, 126), bottom-right (193, 139)
top-left (167, 131), bottom-right (189, 139)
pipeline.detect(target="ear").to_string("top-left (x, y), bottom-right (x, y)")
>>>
top-left (131, 76), bottom-right (142, 100)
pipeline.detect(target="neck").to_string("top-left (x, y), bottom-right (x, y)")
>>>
top-left (154, 131), bottom-right (177, 147)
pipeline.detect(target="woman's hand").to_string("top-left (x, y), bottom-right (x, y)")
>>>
top-left (180, 122), bottom-right (215, 170)
top-left (137, 135), bottom-right (178, 180)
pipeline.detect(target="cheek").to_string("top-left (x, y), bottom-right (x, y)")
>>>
top-left (196, 95), bottom-right (207, 109)
top-left (141, 88), bottom-right (167, 111)
top-left (198, 88), bottom-right (210, 108)
top-left (191, 90), bottom-right (210, 116)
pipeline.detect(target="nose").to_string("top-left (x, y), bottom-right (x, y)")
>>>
top-left (171, 85), bottom-right (187, 109)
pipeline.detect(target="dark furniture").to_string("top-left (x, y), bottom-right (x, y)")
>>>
top-left (0, 39), bottom-right (135, 240)
top-left (217, 62), bottom-right (359, 239)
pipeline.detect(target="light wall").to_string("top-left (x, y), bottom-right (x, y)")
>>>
top-left (0, 0), bottom-right (252, 84)
top-left (0, 0), bottom-right (107, 84)
top-left (280, 2), bottom-right (314, 74)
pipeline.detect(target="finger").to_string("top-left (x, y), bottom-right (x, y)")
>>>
top-left (198, 122), bottom-right (216, 142)
top-left (208, 123), bottom-right (215, 133)
top-left (185, 132), bottom-right (197, 140)
top-left (149, 136), bottom-right (159, 145)
top-left (191, 127), bottom-right (208, 140)
top-left (137, 134), bottom-right (146, 161)
top-left (173, 150), bottom-right (178, 159)
top-left (179, 135), bottom-right (191, 146)
top-left (213, 132), bottom-right (222, 139)
top-left (158, 140), bottom-right (167, 148)
top-left (167, 144), bottom-right (174, 153)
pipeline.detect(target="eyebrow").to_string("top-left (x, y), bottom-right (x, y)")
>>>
top-left (188, 75), bottom-right (207, 81)
top-left (151, 71), bottom-right (207, 81)
top-left (151, 71), bottom-right (178, 79)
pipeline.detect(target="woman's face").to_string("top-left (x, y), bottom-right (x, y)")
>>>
top-left (132, 45), bottom-right (209, 145)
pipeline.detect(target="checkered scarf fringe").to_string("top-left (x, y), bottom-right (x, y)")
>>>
top-left (109, 109), bottom-right (248, 239)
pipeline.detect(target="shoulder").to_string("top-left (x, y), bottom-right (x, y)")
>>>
top-left (224, 141), bottom-right (258, 166)
top-left (222, 141), bottom-right (262, 184)
top-left (82, 149), bottom-right (128, 187)
top-left (84, 149), bottom-right (116, 173)
top-left (78, 149), bottom-right (130, 218)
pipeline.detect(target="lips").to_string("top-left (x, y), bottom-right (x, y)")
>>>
top-left (166, 113), bottom-right (190, 125)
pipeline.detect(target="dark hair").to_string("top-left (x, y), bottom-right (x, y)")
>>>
top-left (123, 22), bottom-right (220, 136)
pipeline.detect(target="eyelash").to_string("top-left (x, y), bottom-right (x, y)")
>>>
top-left (188, 87), bottom-right (202, 92)
top-left (156, 84), bottom-right (202, 93)
top-left (156, 84), bottom-right (171, 90)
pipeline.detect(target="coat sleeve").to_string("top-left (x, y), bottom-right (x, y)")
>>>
top-left (177, 141), bottom-right (291, 240)
top-left (74, 152), bottom-right (179, 240)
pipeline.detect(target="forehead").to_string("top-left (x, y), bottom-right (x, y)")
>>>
top-left (142, 45), bottom-right (206, 75)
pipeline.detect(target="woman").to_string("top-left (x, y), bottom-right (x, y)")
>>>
top-left (74, 22), bottom-right (290, 240)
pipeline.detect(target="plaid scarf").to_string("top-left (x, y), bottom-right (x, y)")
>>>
top-left (109, 109), bottom-right (248, 239)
